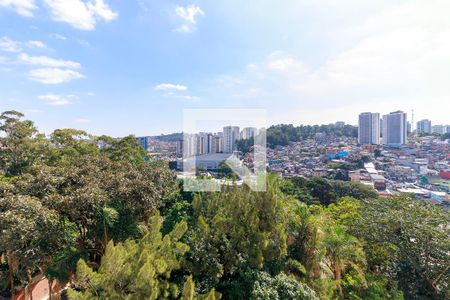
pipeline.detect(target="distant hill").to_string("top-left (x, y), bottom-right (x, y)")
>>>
top-left (267, 124), bottom-right (357, 147)
top-left (153, 132), bottom-right (183, 142)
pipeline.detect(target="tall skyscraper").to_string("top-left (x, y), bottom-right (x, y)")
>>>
top-left (382, 111), bottom-right (407, 146)
top-left (358, 112), bottom-right (380, 144)
top-left (223, 126), bottom-right (240, 153)
top-left (417, 119), bottom-right (431, 134)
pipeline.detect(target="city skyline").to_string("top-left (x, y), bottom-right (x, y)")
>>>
top-left (1, 2), bottom-right (449, 299)
top-left (1, 1), bottom-right (450, 136)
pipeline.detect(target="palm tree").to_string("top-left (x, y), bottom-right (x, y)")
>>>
top-left (322, 225), bottom-right (366, 298)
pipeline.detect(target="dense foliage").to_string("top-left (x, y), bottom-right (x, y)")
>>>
top-left (1, 111), bottom-right (449, 300)
top-left (266, 124), bottom-right (357, 148)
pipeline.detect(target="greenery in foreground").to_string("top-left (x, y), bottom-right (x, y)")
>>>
top-left (1, 111), bottom-right (449, 300)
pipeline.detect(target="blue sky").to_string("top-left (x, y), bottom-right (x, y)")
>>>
top-left (1, 0), bottom-right (449, 136)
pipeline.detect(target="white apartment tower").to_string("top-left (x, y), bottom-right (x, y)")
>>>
top-left (382, 111), bottom-right (407, 146)
top-left (358, 112), bottom-right (380, 144)
top-left (223, 126), bottom-right (240, 153)
top-left (417, 119), bottom-right (431, 134)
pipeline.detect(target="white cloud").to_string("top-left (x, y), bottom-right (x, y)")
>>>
top-left (206, 1), bottom-right (450, 125)
top-left (264, 51), bottom-right (309, 77)
top-left (154, 83), bottom-right (188, 91)
top-left (75, 118), bottom-right (91, 123)
top-left (86, 0), bottom-right (116, 21)
top-left (0, 36), bottom-right (22, 52)
top-left (38, 93), bottom-right (77, 105)
top-left (26, 40), bottom-right (47, 49)
top-left (1, 37), bottom-right (47, 52)
top-left (0, 0), bottom-right (37, 17)
top-left (44, 0), bottom-right (118, 30)
top-left (154, 82), bottom-right (200, 102)
top-left (18, 53), bottom-right (81, 69)
top-left (170, 94), bottom-right (201, 103)
top-left (293, 1), bottom-right (450, 96)
top-left (50, 33), bottom-right (67, 40)
top-left (29, 68), bottom-right (85, 84)
top-left (174, 4), bottom-right (204, 33)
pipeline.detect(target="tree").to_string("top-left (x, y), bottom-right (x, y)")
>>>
top-left (330, 181), bottom-right (378, 201)
top-left (101, 135), bottom-right (147, 163)
top-left (160, 188), bottom-right (194, 235)
top-left (181, 276), bottom-right (221, 300)
top-left (250, 271), bottom-right (318, 300)
top-left (374, 149), bottom-right (382, 157)
top-left (235, 137), bottom-right (254, 154)
top-left (306, 177), bottom-right (337, 205)
top-left (322, 225), bottom-right (366, 298)
top-left (186, 176), bottom-right (288, 297)
top-left (352, 197), bottom-right (450, 299)
top-left (0, 111), bottom-right (49, 176)
top-left (266, 124), bottom-right (358, 148)
top-left (326, 197), bottom-right (362, 232)
top-left (48, 129), bottom-right (99, 164)
top-left (216, 160), bottom-right (237, 180)
top-left (0, 195), bottom-right (71, 299)
top-left (280, 178), bottom-right (315, 205)
top-left (13, 155), bottom-right (177, 261)
top-left (68, 214), bottom-right (190, 299)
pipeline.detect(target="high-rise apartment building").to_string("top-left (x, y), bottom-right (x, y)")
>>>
top-left (197, 133), bottom-right (209, 155)
top-left (136, 136), bottom-right (150, 151)
top-left (382, 111), bottom-right (407, 146)
top-left (417, 119), bottom-right (431, 134)
top-left (445, 125), bottom-right (450, 134)
top-left (176, 139), bottom-right (183, 158)
top-left (212, 133), bottom-right (224, 153)
top-left (358, 112), bottom-right (380, 144)
top-left (179, 132), bottom-right (225, 158)
top-left (223, 126), bottom-right (240, 153)
top-left (431, 125), bottom-right (445, 134)
top-left (240, 127), bottom-right (257, 140)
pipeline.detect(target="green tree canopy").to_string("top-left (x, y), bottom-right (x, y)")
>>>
top-left (68, 214), bottom-right (190, 299)
top-left (0, 111), bottom-right (49, 176)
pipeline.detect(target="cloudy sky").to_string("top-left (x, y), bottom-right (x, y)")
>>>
top-left (1, 0), bottom-right (449, 136)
